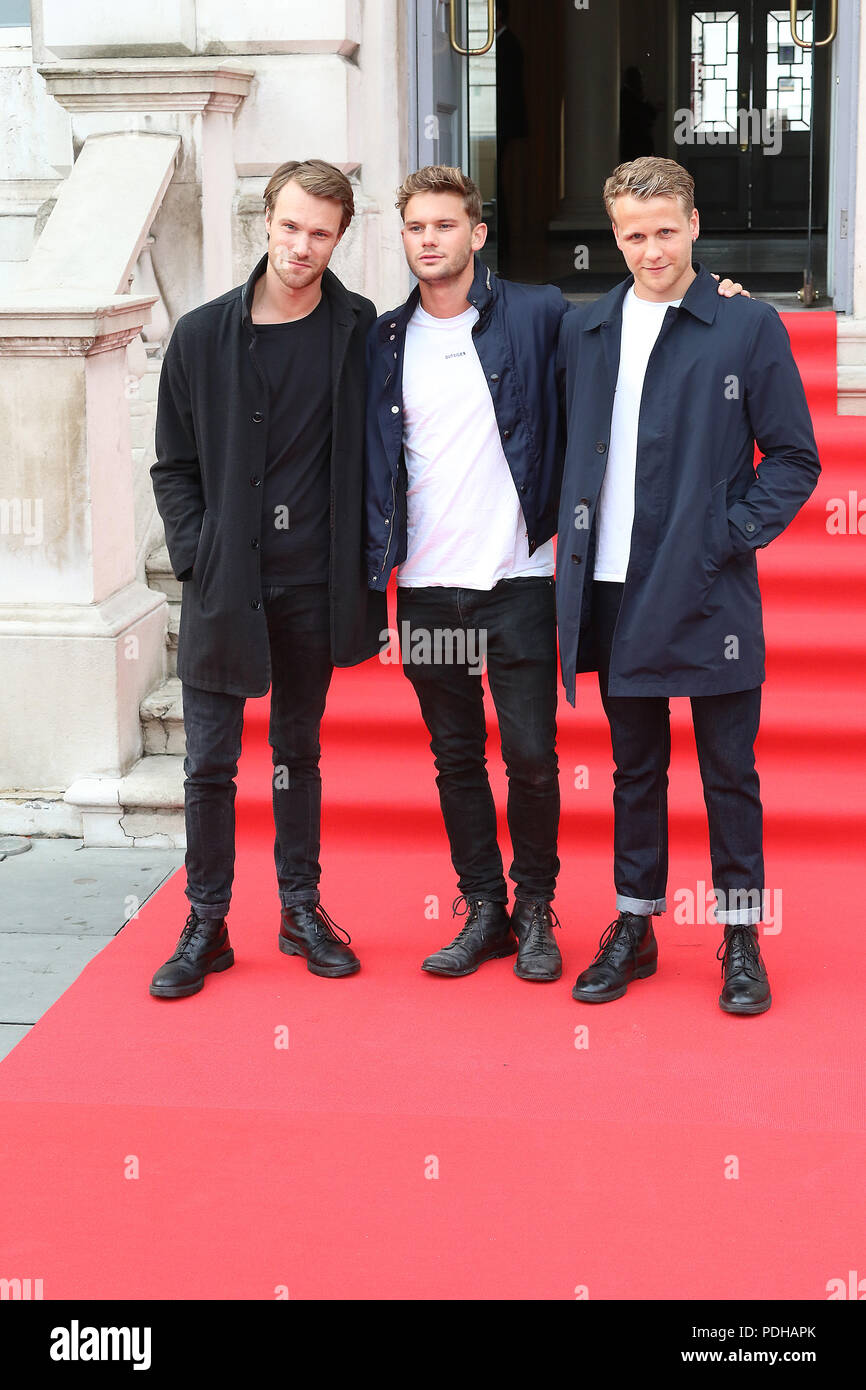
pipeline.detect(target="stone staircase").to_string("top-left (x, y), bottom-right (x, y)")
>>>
top-left (66, 542), bottom-right (186, 844)
top-left (113, 543), bottom-right (187, 845)
top-left (64, 540), bottom-right (187, 849)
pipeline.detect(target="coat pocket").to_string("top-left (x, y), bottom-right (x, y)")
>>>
top-left (191, 510), bottom-right (216, 601)
top-left (703, 479), bottom-right (733, 580)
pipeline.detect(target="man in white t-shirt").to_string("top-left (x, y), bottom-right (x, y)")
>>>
top-left (365, 165), bottom-right (747, 985)
top-left (366, 167), bottom-right (566, 982)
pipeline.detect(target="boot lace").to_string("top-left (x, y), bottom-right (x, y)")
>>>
top-left (521, 901), bottom-right (561, 955)
top-left (717, 926), bottom-right (763, 981)
top-left (172, 910), bottom-right (208, 960)
top-left (593, 915), bottom-right (641, 968)
top-left (444, 894), bottom-right (485, 948)
top-left (313, 905), bottom-right (352, 946)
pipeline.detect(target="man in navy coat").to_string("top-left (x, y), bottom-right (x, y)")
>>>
top-left (556, 157), bottom-right (820, 1014)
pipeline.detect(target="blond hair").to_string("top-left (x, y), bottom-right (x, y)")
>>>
top-left (396, 166), bottom-right (483, 226)
top-left (263, 159), bottom-right (355, 232)
top-left (603, 157), bottom-right (695, 221)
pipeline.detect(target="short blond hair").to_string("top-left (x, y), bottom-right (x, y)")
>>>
top-left (263, 159), bottom-right (354, 232)
top-left (603, 158), bottom-right (695, 221)
top-left (396, 166), bottom-right (483, 226)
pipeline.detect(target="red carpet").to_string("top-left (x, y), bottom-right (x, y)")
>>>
top-left (1, 312), bottom-right (864, 1300)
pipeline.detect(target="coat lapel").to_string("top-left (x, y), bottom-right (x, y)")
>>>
top-left (582, 277), bottom-right (630, 396)
top-left (323, 269), bottom-right (358, 397)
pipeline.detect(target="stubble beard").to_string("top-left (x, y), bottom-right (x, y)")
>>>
top-left (270, 244), bottom-right (320, 291)
top-left (412, 239), bottom-right (474, 286)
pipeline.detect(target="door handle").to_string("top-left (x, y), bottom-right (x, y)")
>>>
top-left (789, 0), bottom-right (837, 48)
top-left (448, 0), bottom-right (495, 56)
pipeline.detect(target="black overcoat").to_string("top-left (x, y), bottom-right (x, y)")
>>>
top-left (151, 254), bottom-right (387, 696)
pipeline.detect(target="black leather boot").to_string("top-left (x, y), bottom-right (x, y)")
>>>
top-left (150, 910), bottom-right (234, 998)
top-left (278, 902), bottom-right (360, 977)
top-left (717, 924), bottom-right (771, 1014)
top-left (572, 912), bottom-right (658, 1002)
top-left (421, 896), bottom-right (517, 976)
top-left (511, 900), bottom-right (562, 982)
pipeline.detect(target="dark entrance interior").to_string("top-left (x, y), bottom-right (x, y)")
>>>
top-left (469, 0), bottom-right (832, 300)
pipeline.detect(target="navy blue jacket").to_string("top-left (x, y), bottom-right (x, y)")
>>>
top-left (556, 264), bottom-right (821, 704)
top-left (364, 255), bottom-right (570, 589)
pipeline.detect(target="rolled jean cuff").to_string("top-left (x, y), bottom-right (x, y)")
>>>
top-left (280, 888), bottom-right (321, 910)
top-left (187, 898), bottom-right (230, 920)
top-left (715, 905), bottom-right (762, 926)
top-left (616, 893), bottom-right (666, 916)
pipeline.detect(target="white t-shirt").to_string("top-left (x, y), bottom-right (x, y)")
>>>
top-left (396, 302), bottom-right (555, 588)
top-left (593, 287), bottom-right (682, 582)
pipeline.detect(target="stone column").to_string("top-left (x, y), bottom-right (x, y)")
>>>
top-left (552, 0), bottom-right (620, 232)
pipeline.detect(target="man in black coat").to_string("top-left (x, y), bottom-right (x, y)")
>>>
top-left (556, 157), bottom-right (820, 1014)
top-left (149, 159), bottom-right (385, 998)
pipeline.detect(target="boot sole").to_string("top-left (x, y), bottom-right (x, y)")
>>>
top-left (278, 936), bottom-right (360, 976)
top-left (572, 959), bottom-right (657, 1003)
top-left (514, 961), bottom-right (562, 982)
top-left (149, 949), bottom-right (235, 999)
top-left (421, 942), bottom-right (518, 977)
top-left (719, 992), bottom-right (772, 1015)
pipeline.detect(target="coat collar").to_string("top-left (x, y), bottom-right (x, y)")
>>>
top-left (581, 261), bottom-right (720, 331)
top-left (377, 253), bottom-right (496, 342)
top-left (240, 252), bottom-right (358, 333)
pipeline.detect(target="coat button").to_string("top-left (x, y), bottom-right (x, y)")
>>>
top-left (251, 538), bottom-right (259, 549)
top-left (391, 405), bottom-right (400, 414)
top-left (746, 522), bottom-right (756, 532)
top-left (519, 483), bottom-right (527, 494)
top-left (250, 475), bottom-right (261, 486)
top-left (579, 497), bottom-right (590, 506)
top-left (503, 428), bottom-right (512, 440)
top-left (252, 411), bottom-right (263, 423)
top-left (250, 599), bottom-right (261, 610)
top-left (490, 373), bottom-right (499, 382)
top-left (572, 554), bottom-right (582, 565)
top-left (595, 441), bottom-right (607, 453)
top-left (389, 334), bottom-right (395, 341)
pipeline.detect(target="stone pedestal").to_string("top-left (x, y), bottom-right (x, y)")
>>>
top-left (0, 294), bottom-right (167, 794)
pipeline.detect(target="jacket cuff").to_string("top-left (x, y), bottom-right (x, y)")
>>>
top-left (727, 502), bottom-right (762, 554)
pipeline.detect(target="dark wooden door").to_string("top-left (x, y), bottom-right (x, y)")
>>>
top-left (676, 2), bottom-right (829, 231)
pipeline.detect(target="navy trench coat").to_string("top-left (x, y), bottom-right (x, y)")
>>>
top-left (555, 264), bottom-right (821, 704)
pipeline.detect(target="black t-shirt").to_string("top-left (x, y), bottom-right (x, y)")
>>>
top-left (254, 295), bottom-right (332, 585)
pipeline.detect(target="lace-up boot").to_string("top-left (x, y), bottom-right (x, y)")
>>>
top-left (717, 923), bottom-right (771, 1014)
top-left (511, 900), bottom-right (562, 981)
top-left (421, 896), bottom-right (517, 976)
top-left (279, 903), bottom-right (360, 977)
top-left (571, 912), bottom-right (657, 1002)
top-left (150, 910), bottom-right (234, 998)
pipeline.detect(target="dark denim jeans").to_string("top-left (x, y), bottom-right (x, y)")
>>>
top-left (396, 576), bottom-right (560, 903)
top-left (593, 581), bottom-right (764, 925)
top-left (182, 583), bottom-right (333, 919)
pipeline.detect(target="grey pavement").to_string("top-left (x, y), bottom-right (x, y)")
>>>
top-left (0, 837), bottom-right (183, 1061)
